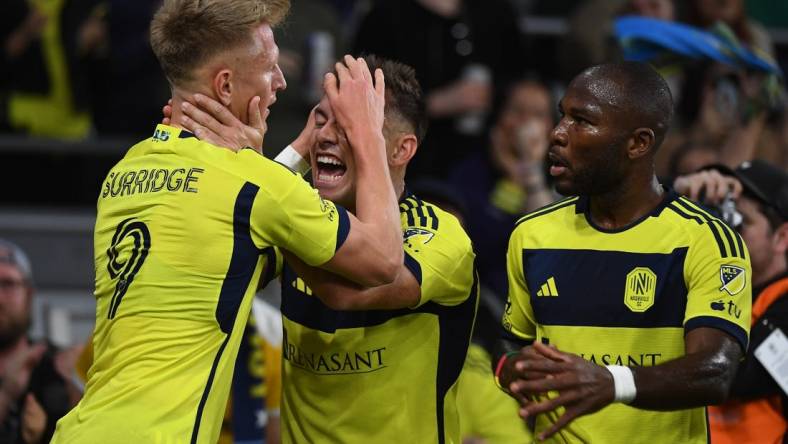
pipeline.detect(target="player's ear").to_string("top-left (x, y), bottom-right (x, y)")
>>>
top-left (390, 133), bottom-right (417, 167)
top-left (212, 69), bottom-right (233, 107)
top-left (628, 128), bottom-right (655, 160)
top-left (773, 221), bottom-right (788, 254)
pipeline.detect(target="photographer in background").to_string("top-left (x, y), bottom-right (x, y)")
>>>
top-left (674, 160), bottom-right (788, 444)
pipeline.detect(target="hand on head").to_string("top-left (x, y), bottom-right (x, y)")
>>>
top-left (162, 95), bottom-right (266, 152)
top-left (324, 55), bottom-right (386, 142)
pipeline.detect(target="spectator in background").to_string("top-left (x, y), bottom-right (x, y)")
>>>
top-left (450, 79), bottom-right (556, 299)
top-left (658, 61), bottom-right (774, 177)
top-left (84, 0), bottom-right (170, 139)
top-left (558, 0), bottom-right (674, 83)
top-left (674, 160), bottom-right (788, 444)
top-left (0, 0), bottom-right (49, 133)
top-left (0, 240), bottom-right (77, 444)
top-left (687, 0), bottom-right (775, 58)
top-left (666, 140), bottom-right (720, 179)
top-left (1, 0), bottom-right (93, 139)
top-left (353, 0), bottom-right (528, 179)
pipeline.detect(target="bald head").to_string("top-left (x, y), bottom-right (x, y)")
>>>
top-left (574, 62), bottom-right (673, 150)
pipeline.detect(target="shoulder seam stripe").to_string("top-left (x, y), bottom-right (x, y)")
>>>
top-left (515, 197), bottom-right (579, 226)
top-left (414, 204), bottom-right (429, 227)
top-left (667, 203), bottom-right (704, 225)
top-left (682, 198), bottom-right (745, 260)
top-left (678, 198), bottom-right (743, 259)
top-left (404, 209), bottom-right (415, 226)
top-left (400, 195), bottom-right (441, 230)
top-left (399, 198), bottom-right (416, 212)
top-left (712, 219), bottom-right (740, 259)
top-left (426, 205), bottom-right (439, 230)
top-left (673, 199), bottom-right (730, 258)
top-left (734, 227), bottom-right (746, 260)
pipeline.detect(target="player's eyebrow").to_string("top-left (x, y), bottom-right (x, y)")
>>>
top-left (567, 103), bottom-right (602, 122)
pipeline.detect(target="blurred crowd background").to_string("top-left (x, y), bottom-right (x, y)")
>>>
top-left (2, 0), bottom-right (788, 443)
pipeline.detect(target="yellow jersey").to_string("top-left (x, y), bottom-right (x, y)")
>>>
top-left (53, 124), bottom-right (348, 444)
top-left (456, 344), bottom-right (533, 443)
top-left (279, 192), bottom-right (478, 444)
top-left (503, 191), bottom-right (751, 444)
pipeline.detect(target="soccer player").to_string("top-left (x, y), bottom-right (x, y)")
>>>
top-left (494, 62), bottom-right (751, 443)
top-left (51, 1), bottom-right (403, 443)
top-left (176, 55), bottom-right (479, 444)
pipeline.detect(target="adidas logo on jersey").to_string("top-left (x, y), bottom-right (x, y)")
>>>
top-left (292, 277), bottom-right (313, 296)
top-left (536, 277), bottom-right (559, 297)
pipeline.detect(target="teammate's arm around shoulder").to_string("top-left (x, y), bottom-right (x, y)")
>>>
top-left (284, 252), bottom-right (420, 310)
top-left (318, 56), bottom-right (403, 286)
top-left (282, 206), bottom-right (475, 311)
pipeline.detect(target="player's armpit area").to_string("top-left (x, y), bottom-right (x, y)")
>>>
top-left (283, 251), bottom-right (420, 311)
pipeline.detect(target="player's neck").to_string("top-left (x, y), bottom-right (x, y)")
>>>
top-left (588, 175), bottom-right (663, 230)
top-left (167, 88), bottom-right (214, 132)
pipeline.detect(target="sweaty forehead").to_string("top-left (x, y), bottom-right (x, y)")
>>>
top-left (569, 72), bottom-right (626, 111)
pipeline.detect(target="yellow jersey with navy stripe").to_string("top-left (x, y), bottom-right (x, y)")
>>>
top-left (279, 192), bottom-right (478, 444)
top-left (52, 124), bottom-right (349, 444)
top-left (502, 190), bottom-right (751, 444)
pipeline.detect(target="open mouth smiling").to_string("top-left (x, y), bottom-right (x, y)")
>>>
top-left (316, 154), bottom-right (347, 183)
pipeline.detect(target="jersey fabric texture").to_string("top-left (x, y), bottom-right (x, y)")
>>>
top-left (279, 192), bottom-right (478, 444)
top-left (502, 191), bottom-right (752, 444)
top-left (456, 343), bottom-right (533, 444)
top-left (52, 124), bottom-right (348, 444)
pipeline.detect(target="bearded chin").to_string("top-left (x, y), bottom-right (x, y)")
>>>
top-left (0, 316), bottom-right (30, 349)
top-left (556, 167), bottom-right (622, 197)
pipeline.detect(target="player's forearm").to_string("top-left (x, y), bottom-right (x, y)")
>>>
top-left (719, 113), bottom-right (766, 169)
top-left (348, 130), bottom-right (403, 278)
top-left (286, 251), bottom-right (411, 311)
top-left (285, 253), bottom-right (366, 310)
top-left (629, 347), bottom-right (739, 410)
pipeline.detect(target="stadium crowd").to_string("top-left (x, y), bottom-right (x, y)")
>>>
top-left (2, 0), bottom-right (788, 443)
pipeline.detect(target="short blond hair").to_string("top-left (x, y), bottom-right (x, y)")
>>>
top-left (150, 0), bottom-right (290, 87)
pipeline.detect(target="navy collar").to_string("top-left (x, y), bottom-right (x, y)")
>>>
top-left (575, 186), bottom-right (678, 233)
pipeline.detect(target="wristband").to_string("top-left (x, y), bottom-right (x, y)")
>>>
top-left (274, 144), bottom-right (310, 176)
top-left (493, 351), bottom-right (520, 391)
top-left (605, 365), bottom-right (637, 404)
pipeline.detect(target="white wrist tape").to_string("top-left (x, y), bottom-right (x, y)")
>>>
top-left (606, 365), bottom-right (637, 404)
top-left (274, 145), bottom-right (310, 176)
